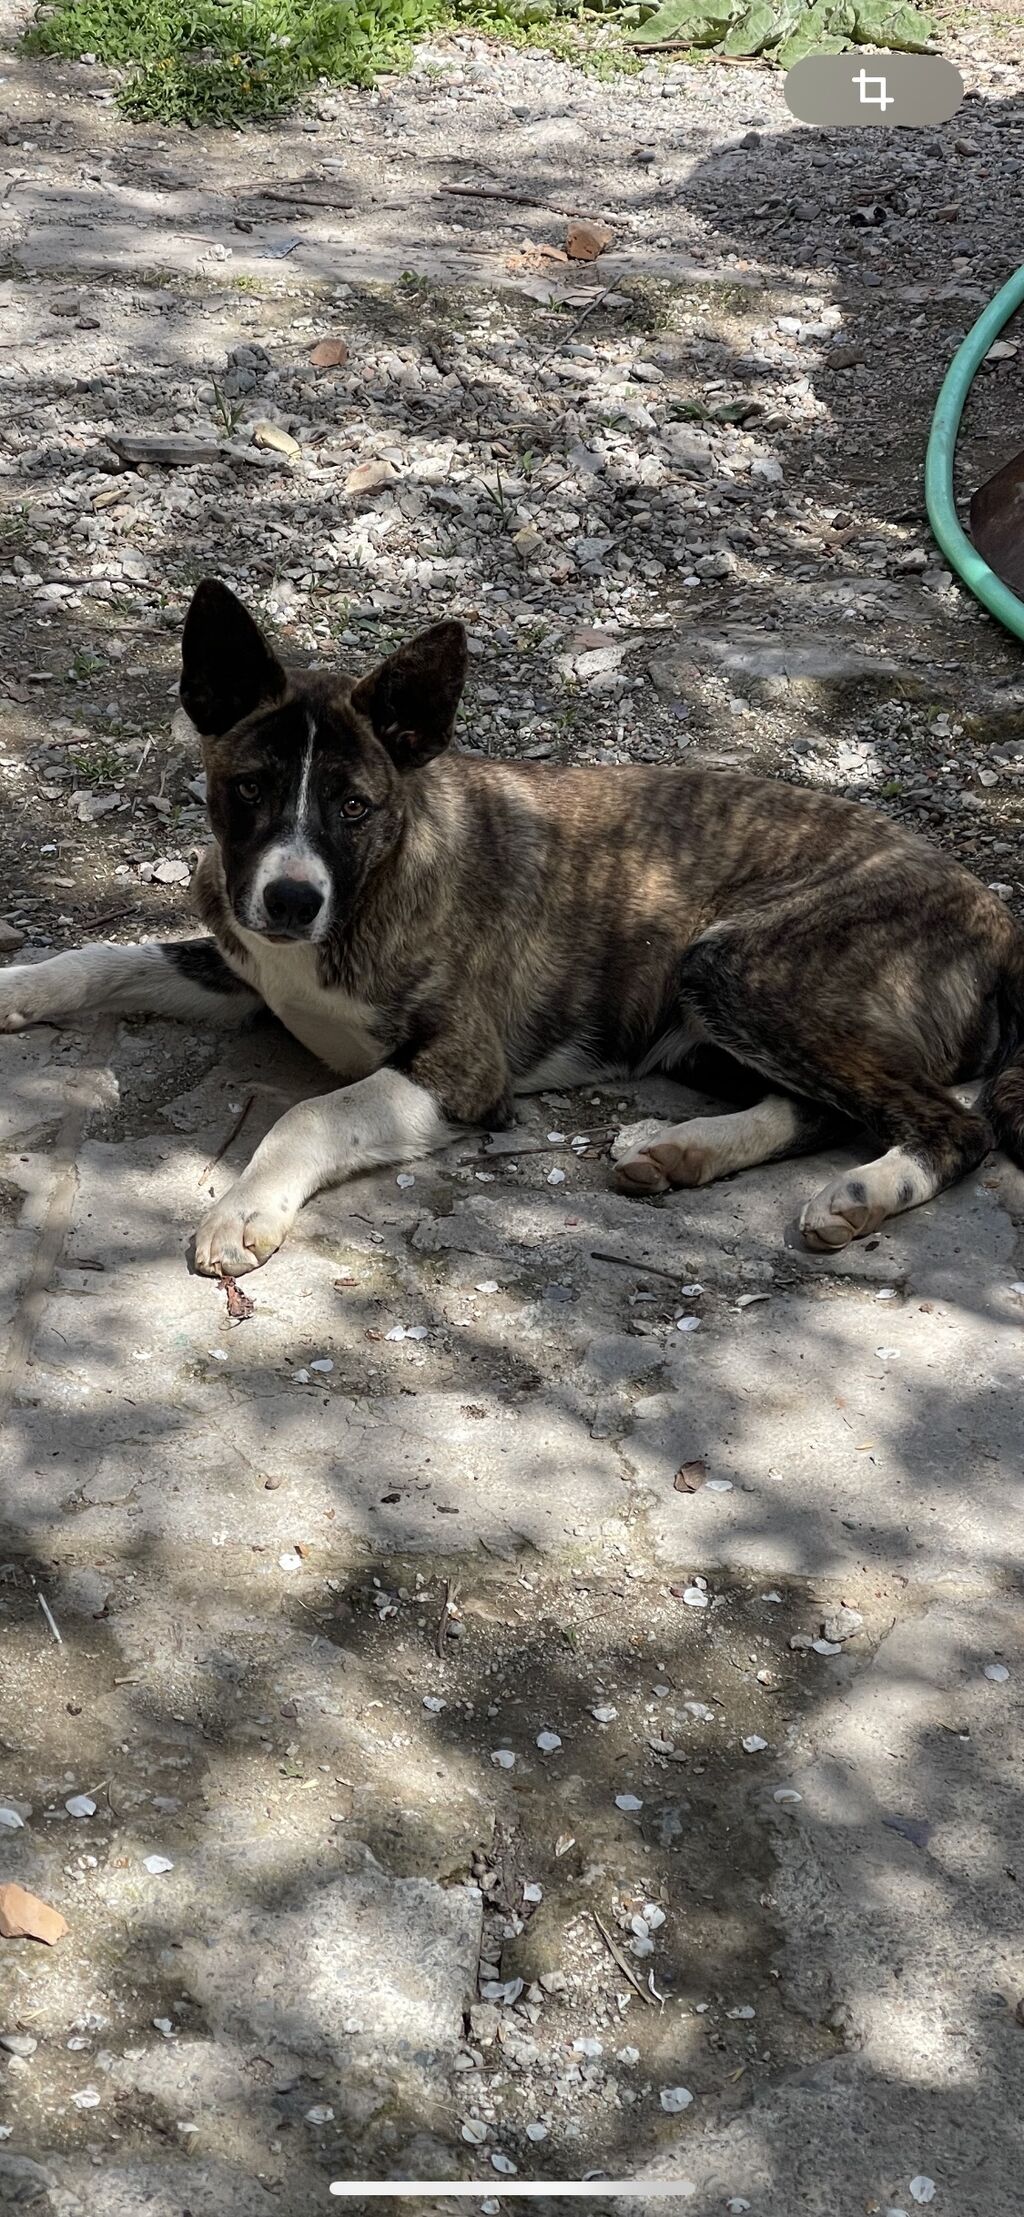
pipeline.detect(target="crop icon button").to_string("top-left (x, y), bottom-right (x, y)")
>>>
top-left (785, 52), bottom-right (964, 128)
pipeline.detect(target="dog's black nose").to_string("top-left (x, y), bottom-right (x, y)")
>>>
top-left (262, 877), bottom-right (324, 933)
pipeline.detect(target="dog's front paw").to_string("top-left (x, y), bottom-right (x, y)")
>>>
top-left (193, 1180), bottom-right (297, 1277)
top-left (0, 959), bottom-right (80, 1032)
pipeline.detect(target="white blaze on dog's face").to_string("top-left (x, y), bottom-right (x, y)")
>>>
top-left (179, 580), bottom-right (467, 945)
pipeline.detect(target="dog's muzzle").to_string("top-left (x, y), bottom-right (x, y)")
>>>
top-left (260, 876), bottom-right (325, 940)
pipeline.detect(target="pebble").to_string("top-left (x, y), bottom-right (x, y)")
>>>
top-left (984, 1663), bottom-right (1010, 1683)
top-left (660, 2085), bottom-right (693, 2112)
top-left (536, 1730), bottom-right (562, 1753)
top-left (65, 1794), bottom-right (97, 1818)
top-left (0, 2033), bottom-right (38, 2057)
top-left (615, 1793), bottom-right (643, 1812)
top-left (142, 1855), bottom-right (174, 1875)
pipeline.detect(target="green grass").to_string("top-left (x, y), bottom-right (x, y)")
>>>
top-left (24, 0), bottom-right (439, 124)
top-left (24, 0), bottom-right (642, 124)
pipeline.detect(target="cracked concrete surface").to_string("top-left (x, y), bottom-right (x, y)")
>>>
top-left (2, 1004), bottom-right (1024, 2214)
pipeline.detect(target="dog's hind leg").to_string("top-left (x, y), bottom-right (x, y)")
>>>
top-left (614, 1093), bottom-right (835, 1195)
top-left (0, 940), bottom-right (261, 1031)
top-left (622, 927), bottom-right (992, 1248)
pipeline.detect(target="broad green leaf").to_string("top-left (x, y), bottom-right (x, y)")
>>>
top-left (629, 0), bottom-right (742, 44)
top-left (775, 0), bottom-right (855, 63)
top-left (721, 0), bottom-right (803, 52)
top-left (851, 0), bottom-right (933, 48)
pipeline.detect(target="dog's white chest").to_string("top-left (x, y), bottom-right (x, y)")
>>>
top-left (234, 930), bottom-right (383, 1079)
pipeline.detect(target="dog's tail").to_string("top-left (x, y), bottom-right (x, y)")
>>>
top-left (981, 934), bottom-right (1024, 1168)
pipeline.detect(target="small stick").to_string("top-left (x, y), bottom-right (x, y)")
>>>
top-left (590, 1249), bottom-right (687, 1286)
top-left (440, 182), bottom-right (560, 210)
top-left (83, 906), bottom-right (136, 933)
top-left (34, 1583), bottom-right (63, 1645)
top-left (436, 1577), bottom-right (460, 1659)
top-left (592, 1909), bottom-right (656, 2006)
top-left (537, 284), bottom-right (618, 369)
top-left (197, 1092), bottom-right (256, 1188)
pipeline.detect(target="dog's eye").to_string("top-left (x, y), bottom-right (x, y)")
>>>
top-left (236, 777), bottom-right (262, 805)
top-left (341, 796), bottom-right (369, 822)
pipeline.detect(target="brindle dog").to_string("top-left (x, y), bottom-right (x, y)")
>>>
top-left (1, 579), bottom-right (1021, 1276)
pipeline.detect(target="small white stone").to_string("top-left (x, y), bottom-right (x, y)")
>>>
top-left (423, 1695), bottom-right (446, 1712)
top-left (475, 1280), bottom-right (499, 1294)
top-left (727, 2004), bottom-right (755, 2020)
top-left (811, 1638), bottom-right (842, 1655)
top-left (305, 2104), bottom-right (334, 2125)
top-left (71, 2088), bottom-right (101, 2109)
top-left (679, 1283), bottom-right (703, 1296)
top-left (660, 2084), bottom-right (693, 2112)
top-left (65, 1793), bottom-right (97, 1819)
top-left (573, 2036), bottom-right (603, 2057)
top-left (615, 1793), bottom-right (643, 1812)
top-left (682, 1587), bottom-right (708, 1608)
top-left (773, 1787), bottom-right (803, 1805)
top-left (984, 1663), bottom-right (1010, 1683)
top-left (547, 1167), bottom-right (566, 1185)
top-left (591, 1703), bottom-right (618, 1723)
top-left (461, 2118), bottom-right (487, 2146)
top-left (490, 1748), bottom-right (516, 1769)
top-left (742, 1735), bottom-right (768, 1754)
top-left (278, 1552), bottom-right (302, 1572)
top-left (491, 2151), bottom-right (517, 2175)
top-left (676, 1315), bottom-right (701, 1333)
top-left (536, 1730), bottom-right (562, 1753)
top-left (616, 2044), bottom-right (640, 2064)
top-left (526, 2121), bottom-right (548, 2142)
top-left (142, 1854), bottom-right (174, 1875)
top-left (909, 2181), bottom-right (936, 2206)
top-left (309, 1357), bottom-right (333, 1374)
top-left (0, 1809), bottom-right (25, 1830)
top-left (522, 1882), bottom-right (543, 1904)
top-left (396, 1172), bottom-right (416, 1188)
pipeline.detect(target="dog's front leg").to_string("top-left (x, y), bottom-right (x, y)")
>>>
top-left (193, 1066), bottom-right (456, 1278)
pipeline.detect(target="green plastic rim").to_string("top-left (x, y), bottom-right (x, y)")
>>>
top-left (924, 264), bottom-right (1024, 644)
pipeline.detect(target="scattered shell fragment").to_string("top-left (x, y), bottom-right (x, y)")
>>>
top-left (909, 2182), bottom-right (936, 2206)
top-left (491, 1749), bottom-right (516, 1770)
top-left (461, 2118), bottom-right (487, 2146)
top-left (65, 1795), bottom-right (96, 1819)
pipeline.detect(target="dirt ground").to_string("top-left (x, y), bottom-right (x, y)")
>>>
top-left (2, 2), bottom-right (1024, 2212)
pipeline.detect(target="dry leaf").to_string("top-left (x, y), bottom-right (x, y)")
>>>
top-left (565, 219), bottom-right (614, 262)
top-left (0, 1881), bottom-right (68, 1945)
top-left (674, 1459), bottom-right (706, 1493)
top-left (309, 338), bottom-right (349, 368)
top-left (221, 1274), bottom-right (254, 1323)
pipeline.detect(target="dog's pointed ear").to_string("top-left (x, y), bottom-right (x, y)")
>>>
top-left (180, 579), bottom-right (287, 738)
top-left (350, 620), bottom-right (468, 772)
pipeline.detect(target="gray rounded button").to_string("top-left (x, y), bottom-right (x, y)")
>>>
top-left (785, 52), bottom-right (964, 127)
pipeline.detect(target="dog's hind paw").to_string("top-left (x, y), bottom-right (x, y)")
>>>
top-left (193, 1181), bottom-right (296, 1277)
